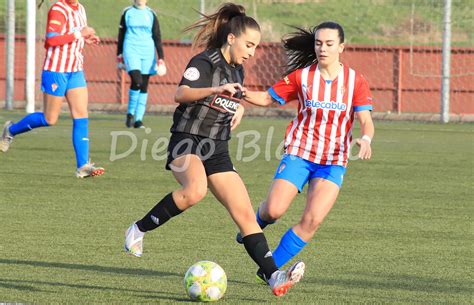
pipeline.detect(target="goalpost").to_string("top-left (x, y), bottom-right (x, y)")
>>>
top-left (4, 0), bottom-right (35, 113)
top-left (26, 0), bottom-right (36, 114)
top-left (5, 0), bottom-right (14, 111)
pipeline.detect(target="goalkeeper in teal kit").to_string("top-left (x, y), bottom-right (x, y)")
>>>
top-left (117, 0), bottom-right (165, 128)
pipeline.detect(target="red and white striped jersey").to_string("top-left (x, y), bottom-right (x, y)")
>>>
top-left (43, 0), bottom-right (87, 72)
top-left (269, 63), bottom-right (373, 167)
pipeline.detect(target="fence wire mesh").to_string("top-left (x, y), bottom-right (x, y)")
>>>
top-left (1, 0), bottom-right (473, 114)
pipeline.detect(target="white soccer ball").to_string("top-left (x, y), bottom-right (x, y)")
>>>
top-left (183, 261), bottom-right (227, 302)
top-left (156, 61), bottom-right (167, 76)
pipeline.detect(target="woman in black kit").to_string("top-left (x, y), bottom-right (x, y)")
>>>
top-left (123, 3), bottom-right (305, 297)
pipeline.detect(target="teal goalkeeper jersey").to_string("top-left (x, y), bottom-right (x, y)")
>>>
top-left (117, 6), bottom-right (164, 60)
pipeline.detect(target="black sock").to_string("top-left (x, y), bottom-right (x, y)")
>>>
top-left (242, 233), bottom-right (278, 280)
top-left (136, 193), bottom-right (183, 232)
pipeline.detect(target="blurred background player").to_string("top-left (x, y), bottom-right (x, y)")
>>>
top-left (123, 3), bottom-right (304, 297)
top-left (117, 0), bottom-right (166, 129)
top-left (238, 21), bottom-right (374, 280)
top-left (0, 0), bottom-right (104, 178)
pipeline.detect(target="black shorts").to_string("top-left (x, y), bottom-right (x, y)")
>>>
top-left (166, 132), bottom-right (235, 176)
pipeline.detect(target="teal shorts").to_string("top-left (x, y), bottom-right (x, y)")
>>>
top-left (274, 154), bottom-right (346, 192)
top-left (41, 70), bottom-right (86, 97)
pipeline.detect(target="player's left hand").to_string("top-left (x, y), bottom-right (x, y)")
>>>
top-left (231, 104), bottom-right (245, 131)
top-left (156, 59), bottom-right (167, 76)
top-left (356, 138), bottom-right (372, 160)
top-left (85, 34), bottom-right (100, 45)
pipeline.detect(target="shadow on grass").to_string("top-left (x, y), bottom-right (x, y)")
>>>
top-left (306, 272), bottom-right (471, 294)
top-left (0, 258), bottom-right (177, 278)
top-left (0, 278), bottom-right (190, 302)
top-left (0, 259), bottom-right (268, 303)
top-left (0, 279), bottom-right (44, 292)
top-left (0, 258), bottom-right (252, 285)
top-left (0, 277), bottom-right (267, 303)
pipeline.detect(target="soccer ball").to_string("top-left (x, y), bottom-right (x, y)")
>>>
top-left (183, 261), bottom-right (227, 302)
top-left (156, 60), bottom-right (167, 76)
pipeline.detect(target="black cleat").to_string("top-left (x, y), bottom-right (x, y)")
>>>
top-left (256, 268), bottom-right (268, 285)
top-left (126, 113), bottom-right (134, 128)
top-left (134, 120), bottom-right (145, 129)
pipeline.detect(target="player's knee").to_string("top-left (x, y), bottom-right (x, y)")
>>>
top-left (265, 207), bottom-right (285, 222)
top-left (129, 70), bottom-right (143, 90)
top-left (131, 80), bottom-right (142, 90)
top-left (44, 114), bottom-right (59, 126)
top-left (181, 185), bottom-right (207, 207)
top-left (299, 215), bottom-right (323, 235)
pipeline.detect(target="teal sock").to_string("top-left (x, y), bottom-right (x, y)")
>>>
top-left (256, 207), bottom-right (275, 229)
top-left (273, 228), bottom-right (307, 268)
top-left (128, 89), bottom-right (140, 115)
top-left (135, 93), bottom-right (148, 122)
top-left (72, 118), bottom-right (89, 168)
top-left (9, 112), bottom-right (49, 136)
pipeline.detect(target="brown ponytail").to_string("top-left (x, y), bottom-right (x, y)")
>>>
top-left (282, 26), bottom-right (318, 76)
top-left (184, 2), bottom-right (260, 49)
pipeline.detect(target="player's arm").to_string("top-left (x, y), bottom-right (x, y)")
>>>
top-left (117, 10), bottom-right (127, 56)
top-left (353, 75), bottom-right (375, 160)
top-left (242, 90), bottom-right (274, 106)
top-left (151, 12), bottom-right (164, 60)
top-left (175, 57), bottom-right (243, 103)
top-left (45, 9), bottom-right (94, 47)
top-left (175, 84), bottom-right (244, 104)
top-left (244, 72), bottom-right (299, 107)
top-left (355, 110), bottom-right (374, 160)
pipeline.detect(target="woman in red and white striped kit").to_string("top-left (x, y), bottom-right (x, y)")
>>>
top-left (1, 0), bottom-right (105, 178)
top-left (239, 22), bottom-right (375, 275)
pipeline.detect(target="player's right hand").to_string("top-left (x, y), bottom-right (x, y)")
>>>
top-left (231, 105), bottom-right (245, 131)
top-left (215, 83), bottom-right (243, 97)
top-left (355, 138), bottom-right (372, 160)
top-left (85, 34), bottom-right (100, 45)
top-left (80, 26), bottom-right (95, 38)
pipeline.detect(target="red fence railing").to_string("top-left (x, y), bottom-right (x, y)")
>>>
top-left (1, 36), bottom-right (473, 114)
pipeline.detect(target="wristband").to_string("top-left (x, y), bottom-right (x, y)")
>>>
top-left (361, 135), bottom-right (372, 144)
top-left (73, 30), bottom-right (81, 40)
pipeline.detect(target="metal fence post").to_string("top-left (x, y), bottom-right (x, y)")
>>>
top-left (5, 0), bottom-right (15, 110)
top-left (441, 0), bottom-right (452, 123)
top-left (26, 0), bottom-right (36, 113)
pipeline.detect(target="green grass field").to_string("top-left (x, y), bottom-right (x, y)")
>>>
top-left (0, 112), bottom-right (472, 304)
top-left (1, 0), bottom-right (472, 46)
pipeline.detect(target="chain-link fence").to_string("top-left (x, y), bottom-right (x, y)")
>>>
top-left (1, 0), bottom-right (473, 116)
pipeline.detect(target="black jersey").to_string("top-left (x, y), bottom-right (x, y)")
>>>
top-left (170, 48), bottom-right (244, 140)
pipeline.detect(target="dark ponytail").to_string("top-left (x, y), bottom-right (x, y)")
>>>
top-left (184, 2), bottom-right (260, 49)
top-left (282, 21), bottom-right (345, 75)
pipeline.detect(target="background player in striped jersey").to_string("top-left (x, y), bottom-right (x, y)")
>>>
top-left (239, 21), bottom-right (375, 279)
top-left (0, 0), bottom-right (104, 178)
top-left (117, 0), bottom-right (165, 129)
top-left (123, 3), bottom-right (304, 296)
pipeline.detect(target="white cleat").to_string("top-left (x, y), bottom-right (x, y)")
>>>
top-left (75, 161), bottom-right (105, 178)
top-left (124, 223), bottom-right (144, 257)
top-left (0, 121), bottom-right (14, 153)
top-left (268, 261), bottom-right (305, 297)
